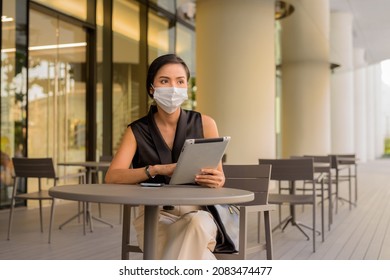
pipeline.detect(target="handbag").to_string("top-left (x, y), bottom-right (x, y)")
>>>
top-left (205, 204), bottom-right (239, 253)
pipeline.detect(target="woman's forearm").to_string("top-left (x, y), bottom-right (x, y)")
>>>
top-left (105, 168), bottom-right (148, 184)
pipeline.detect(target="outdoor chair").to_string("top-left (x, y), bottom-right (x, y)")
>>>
top-left (91, 155), bottom-right (131, 223)
top-left (7, 157), bottom-right (86, 243)
top-left (121, 164), bottom-right (274, 260)
top-left (215, 164), bottom-right (274, 260)
top-left (92, 155), bottom-right (113, 218)
top-left (300, 155), bottom-right (332, 240)
top-left (329, 154), bottom-right (358, 213)
top-left (259, 157), bottom-right (318, 252)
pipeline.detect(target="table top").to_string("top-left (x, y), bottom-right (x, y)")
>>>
top-left (58, 161), bottom-right (111, 168)
top-left (337, 157), bottom-right (358, 165)
top-left (49, 184), bottom-right (254, 206)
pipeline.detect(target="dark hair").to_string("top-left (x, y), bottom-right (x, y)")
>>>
top-left (146, 54), bottom-right (190, 98)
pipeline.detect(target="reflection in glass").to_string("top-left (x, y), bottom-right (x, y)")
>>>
top-left (28, 10), bottom-right (86, 166)
top-left (149, 0), bottom-right (175, 13)
top-left (96, 0), bottom-right (104, 158)
top-left (176, 23), bottom-right (195, 110)
top-left (176, 0), bottom-right (196, 26)
top-left (112, 0), bottom-right (140, 154)
top-left (1, 0), bottom-right (22, 208)
top-left (148, 8), bottom-right (173, 63)
top-left (33, 0), bottom-right (87, 21)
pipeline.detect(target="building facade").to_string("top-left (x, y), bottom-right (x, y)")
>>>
top-left (0, 0), bottom-right (196, 208)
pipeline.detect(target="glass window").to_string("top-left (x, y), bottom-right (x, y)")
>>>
top-left (96, 0), bottom-right (103, 158)
top-left (176, 0), bottom-right (196, 26)
top-left (28, 9), bottom-right (87, 166)
top-left (176, 23), bottom-right (195, 110)
top-left (33, 0), bottom-right (87, 21)
top-left (148, 8), bottom-right (174, 64)
top-left (275, 20), bottom-right (282, 158)
top-left (1, 0), bottom-right (24, 208)
top-left (149, 0), bottom-right (175, 13)
top-left (112, 0), bottom-right (140, 154)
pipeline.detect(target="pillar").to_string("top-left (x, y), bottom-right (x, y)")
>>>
top-left (196, 0), bottom-right (276, 163)
top-left (330, 12), bottom-right (354, 153)
top-left (373, 64), bottom-right (385, 158)
top-left (353, 48), bottom-right (367, 162)
top-left (280, 0), bottom-right (331, 157)
top-left (365, 64), bottom-right (385, 160)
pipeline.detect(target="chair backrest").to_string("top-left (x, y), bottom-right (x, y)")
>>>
top-left (12, 158), bottom-right (56, 179)
top-left (303, 155), bottom-right (331, 173)
top-left (223, 164), bottom-right (271, 205)
top-left (99, 155), bottom-right (113, 162)
top-left (329, 154), bottom-right (356, 169)
top-left (258, 158), bottom-right (314, 181)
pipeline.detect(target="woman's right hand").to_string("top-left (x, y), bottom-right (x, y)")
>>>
top-left (153, 163), bottom-right (177, 177)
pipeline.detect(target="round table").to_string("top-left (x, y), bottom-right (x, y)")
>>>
top-left (49, 183), bottom-right (254, 259)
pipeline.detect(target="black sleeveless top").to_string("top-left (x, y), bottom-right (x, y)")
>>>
top-left (129, 105), bottom-right (204, 183)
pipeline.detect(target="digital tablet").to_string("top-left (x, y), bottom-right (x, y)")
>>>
top-left (169, 136), bottom-right (231, 185)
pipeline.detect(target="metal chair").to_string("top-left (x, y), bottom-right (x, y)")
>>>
top-left (302, 155), bottom-right (332, 240)
top-left (329, 154), bottom-right (358, 212)
top-left (121, 205), bottom-right (142, 259)
top-left (93, 155), bottom-right (113, 218)
top-left (7, 157), bottom-right (85, 243)
top-left (121, 164), bottom-right (274, 260)
top-left (259, 158), bottom-right (318, 252)
top-left (91, 155), bottom-right (128, 223)
top-left (215, 164), bottom-right (274, 260)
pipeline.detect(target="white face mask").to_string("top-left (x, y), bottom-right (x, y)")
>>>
top-left (152, 86), bottom-right (188, 114)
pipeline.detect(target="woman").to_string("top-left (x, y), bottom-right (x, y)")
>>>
top-left (105, 54), bottom-right (225, 259)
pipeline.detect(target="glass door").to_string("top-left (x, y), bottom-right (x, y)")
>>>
top-left (1, 0), bottom-right (23, 208)
top-left (28, 9), bottom-right (87, 167)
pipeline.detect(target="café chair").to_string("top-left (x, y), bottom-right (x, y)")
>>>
top-left (7, 157), bottom-right (86, 243)
top-left (215, 164), bottom-right (275, 260)
top-left (293, 155), bottom-right (332, 241)
top-left (302, 155), bottom-right (333, 234)
top-left (329, 154), bottom-right (358, 212)
top-left (259, 157), bottom-right (318, 252)
top-left (121, 205), bottom-right (142, 259)
top-left (95, 155), bottom-right (112, 181)
top-left (91, 155), bottom-right (130, 223)
top-left (92, 155), bottom-right (113, 218)
top-left (121, 164), bottom-right (274, 260)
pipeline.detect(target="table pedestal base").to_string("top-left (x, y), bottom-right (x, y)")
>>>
top-left (143, 205), bottom-right (159, 260)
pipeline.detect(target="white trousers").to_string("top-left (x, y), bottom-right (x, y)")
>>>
top-left (133, 206), bottom-right (218, 260)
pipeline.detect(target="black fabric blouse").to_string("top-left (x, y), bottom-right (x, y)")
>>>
top-left (129, 105), bottom-right (204, 183)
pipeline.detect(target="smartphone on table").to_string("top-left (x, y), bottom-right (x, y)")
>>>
top-left (140, 182), bottom-right (165, 187)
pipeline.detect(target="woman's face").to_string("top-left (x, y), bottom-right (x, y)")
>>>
top-left (152, 63), bottom-right (188, 89)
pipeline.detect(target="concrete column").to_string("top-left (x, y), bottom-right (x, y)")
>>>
top-left (366, 65), bottom-right (376, 161)
top-left (280, 0), bottom-right (331, 157)
top-left (374, 65), bottom-right (385, 158)
top-left (364, 63), bottom-right (385, 160)
top-left (196, 0), bottom-right (276, 163)
top-left (353, 48), bottom-right (367, 162)
top-left (330, 12), bottom-right (354, 153)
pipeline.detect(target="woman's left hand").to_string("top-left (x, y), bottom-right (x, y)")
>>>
top-left (195, 168), bottom-right (225, 188)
